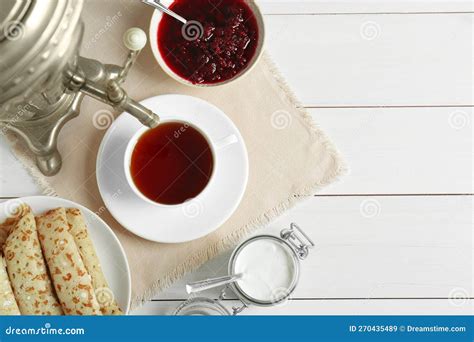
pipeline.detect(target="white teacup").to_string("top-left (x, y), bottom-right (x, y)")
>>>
top-left (124, 119), bottom-right (237, 207)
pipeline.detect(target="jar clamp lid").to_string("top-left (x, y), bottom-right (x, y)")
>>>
top-left (174, 223), bottom-right (314, 316)
top-left (280, 223), bottom-right (315, 260)
top-left (174, 297), bottom-right (231, 316)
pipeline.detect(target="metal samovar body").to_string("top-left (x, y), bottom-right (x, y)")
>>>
top-left (0, 0), bottom-right (159, 176)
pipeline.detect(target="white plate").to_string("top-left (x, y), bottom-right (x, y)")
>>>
top-left (96, 94), bottom-right (249, 243)
top-left (0, 196), bottom-right (131, 314)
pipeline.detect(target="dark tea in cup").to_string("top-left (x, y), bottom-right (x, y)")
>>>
top-left (130, 121), bottom-right (214, 205)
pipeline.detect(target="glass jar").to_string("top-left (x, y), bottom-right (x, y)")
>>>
top-left (175, 223), bottom-right (314, 315)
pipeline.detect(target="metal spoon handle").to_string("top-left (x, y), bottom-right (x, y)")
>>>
top-left (142, 0), bottom-right (187, 24)
top-left (186, 274), bottom-right (243, 294)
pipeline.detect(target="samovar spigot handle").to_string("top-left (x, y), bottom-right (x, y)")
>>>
top-left (67, 28), bottom-right (160, 129)
top-left (117, 28), bottom-right (147, 83)
top-left (103, 28), bottom-right (160, 128)
top-left (105, 27), bottom-right (160, 128)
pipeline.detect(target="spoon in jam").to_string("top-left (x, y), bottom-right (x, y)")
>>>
top-left (142, 0), bottom-right (187, 24)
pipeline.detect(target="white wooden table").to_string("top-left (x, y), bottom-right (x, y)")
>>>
top-left (1, 1), bottom-right (472, 315)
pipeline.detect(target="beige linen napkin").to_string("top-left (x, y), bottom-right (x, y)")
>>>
top-left (6, 1), bottom-right (346, 309)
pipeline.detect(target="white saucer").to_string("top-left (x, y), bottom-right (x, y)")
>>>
top-left (96, 95), bottom-right (249, 243)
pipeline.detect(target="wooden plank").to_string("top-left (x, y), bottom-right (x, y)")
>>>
top-left (1, 197), bottom-right (471, 312)
top-left (151, 196), bottom-right (472, 300)
top-left (1, 196), bottom-right (469, 300)
top-left (257, 0), bottom-right (474, 15)
top-left (265, 13), bottom-right (474, 106)
top-left (0, 107), bottom-right (470, 196)
top-left (132, 299), bottom-right (473, 315)
top-left (312, 107), bottom-right (473, 195)
top-left (0, 136), bottom-right (39, 197)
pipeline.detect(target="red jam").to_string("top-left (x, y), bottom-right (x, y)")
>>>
top-left (157, 0), bottom-right (259, 84)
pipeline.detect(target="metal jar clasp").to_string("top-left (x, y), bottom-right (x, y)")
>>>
top-left (280, 223), bottom-right (315, 260)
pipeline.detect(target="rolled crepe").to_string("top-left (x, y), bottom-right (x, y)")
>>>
top-left (0, 208), bottom-right (21, 316)
top-left (36, 208), bottom-right (102, 315)
top-left (0, 224), bottom-right (8, 248)
top-left (0, 255), bottom-right (20, 315)
top-left (2, 205), bottom-right (63, 315)
top-left (0, 205), bottom-right (25, 246)
top-left (66, 208), bottom-right (122, 315)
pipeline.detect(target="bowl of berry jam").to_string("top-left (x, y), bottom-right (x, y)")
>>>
top-left (149, 0), bottom-right (265, 86)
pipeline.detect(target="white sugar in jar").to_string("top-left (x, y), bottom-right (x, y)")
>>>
top-left (233, 238), bottom-right (298, 303)
top-left (175, 224), bottom-right (314, 315)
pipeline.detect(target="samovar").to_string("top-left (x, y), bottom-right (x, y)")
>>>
top-left (0, 0), bottom-right (159, 176)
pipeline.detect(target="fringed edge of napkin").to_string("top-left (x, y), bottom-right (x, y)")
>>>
top-left (131, 53), bottom-right (349, 309)
top-left (4, 52), bottom-right (348, 311)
